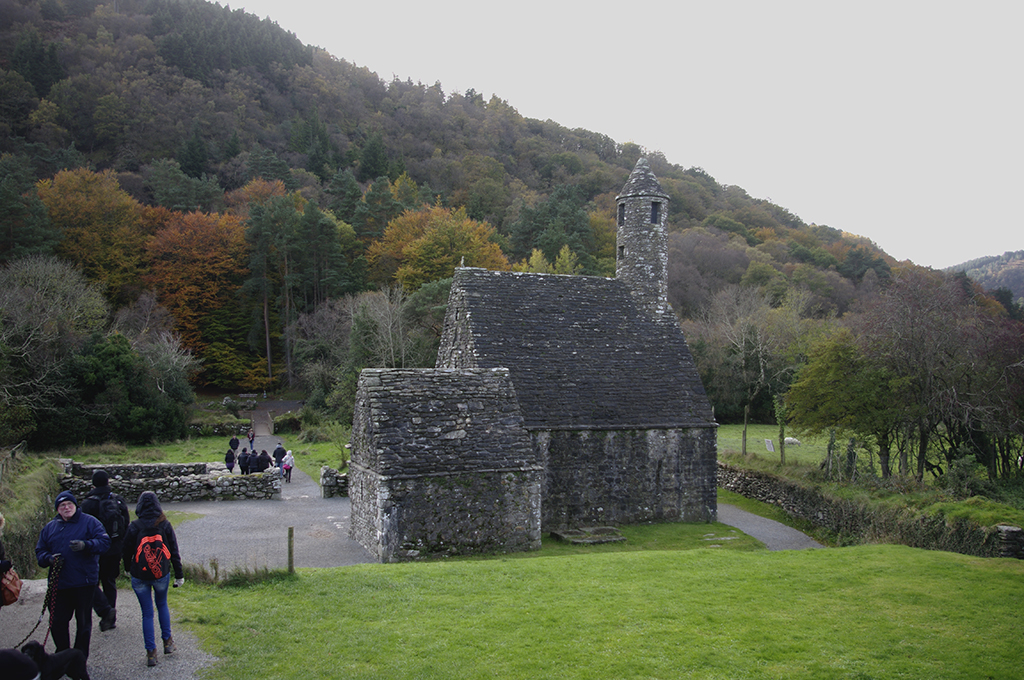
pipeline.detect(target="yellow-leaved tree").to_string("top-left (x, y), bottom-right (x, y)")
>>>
top-left (367, 205), bottom-right (510, 291)
top-left (37, 168), bottom-right (146, 303)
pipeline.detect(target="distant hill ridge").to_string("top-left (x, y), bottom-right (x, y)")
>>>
top-left (947, 251), bottom-right (1024, 302)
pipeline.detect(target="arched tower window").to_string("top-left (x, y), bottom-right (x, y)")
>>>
top-left (618, 203), bottom-right (625, 226)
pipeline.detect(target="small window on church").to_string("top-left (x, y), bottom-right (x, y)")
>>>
top-left (618, 245), bottom-right (625, 260)
top-left (651, 201), bottom-right (661, 224)
top-left (617, 203), bottom-right (625, 226)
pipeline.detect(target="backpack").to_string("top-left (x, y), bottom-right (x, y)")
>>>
top-left (97, 494), bottom-right (128, 543)
top-left (132, 528), bottom-right (171, 580)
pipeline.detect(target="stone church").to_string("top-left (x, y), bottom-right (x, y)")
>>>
top-left (349, 158), bottom-right (718, 562)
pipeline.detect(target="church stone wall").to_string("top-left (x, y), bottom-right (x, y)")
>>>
top-left (535, 427), bottom-right (717, 529)
top-left (349, 368), bottom-right (542, 562)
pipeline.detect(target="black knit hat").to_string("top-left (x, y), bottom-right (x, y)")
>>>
top-left (92, 469), bottom-right (110, 487)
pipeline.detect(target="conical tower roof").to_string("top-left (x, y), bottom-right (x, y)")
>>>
top-left (616, 157), bottom-right (669, 200)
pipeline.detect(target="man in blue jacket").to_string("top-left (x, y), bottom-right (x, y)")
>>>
top-left (36, 490), bottom-right (110, 660)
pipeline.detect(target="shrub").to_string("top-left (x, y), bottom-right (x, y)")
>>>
top-left (1, 456), bottom-right (63, 578)
top-left (273, 411), bottom-right (302, 434)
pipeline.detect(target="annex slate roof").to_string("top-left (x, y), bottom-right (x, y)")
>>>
top-left (436, 268), bottom-right (716, 430)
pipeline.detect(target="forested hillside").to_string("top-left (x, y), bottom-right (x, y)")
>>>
top-left (3, 0), bottom-right (1023, 483)
top-left (947, 251), bottom-right (1024, 305)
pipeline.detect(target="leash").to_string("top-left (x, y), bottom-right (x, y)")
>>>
top-left (13, 554), bottom-right (63, 649)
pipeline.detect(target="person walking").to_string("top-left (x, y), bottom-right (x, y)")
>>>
top-left (282, 450), bottom-right (295, 483)
top-left (272, 442), bottom-right (286, 470)
top-left (122, 491), bottom-right (184, 667)
top-left (229, 434), bottom-right (240, 455)
top-left (35, 490), bottom-right (110, 661)
top-left (247, 427), bottom-right (255, 451)
top-left (79, 469), bottom-right (130, 632)
top-left (225, 447), bottom-right (236, 473)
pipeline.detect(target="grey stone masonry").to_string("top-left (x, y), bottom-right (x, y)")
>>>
top-left (319, 466), bottom-right (349, 498)
top-left (61, 462), bottom-right (281, 502)
top-left (349, 368), bottom-right (542, 562)
top-left (616, 157), bottom-right (671, 321)
top-left (538, 427), bottom-right (717, 527)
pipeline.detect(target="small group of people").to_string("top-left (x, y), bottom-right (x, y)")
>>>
top-left (26, 471), bottom-right (185, 670)
top-left (224, 435), bottom-right (294, 481)
top-left (226, 447), bottom-right (272, 475)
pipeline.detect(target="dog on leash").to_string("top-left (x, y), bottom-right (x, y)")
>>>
top-left (19, 640), bottom-right (90, 680)
top-left (0, 648), bottom-right (41, 680)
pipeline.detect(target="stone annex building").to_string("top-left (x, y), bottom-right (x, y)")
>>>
top-left (349, 158), bottom-right (718, 562)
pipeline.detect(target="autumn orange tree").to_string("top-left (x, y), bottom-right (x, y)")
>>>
top-left (146, 211), bottom-right (250, 386)
top-left (37, 168), bottom-right (149, 304)
top-left (367, 205), bottom-right (509, 291)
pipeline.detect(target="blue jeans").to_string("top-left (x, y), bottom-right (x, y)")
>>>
top-left (131, 573), bottom-right (171, 652)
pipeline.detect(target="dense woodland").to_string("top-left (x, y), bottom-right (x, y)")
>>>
top-left (1, 0), bottom-right (1023, 484)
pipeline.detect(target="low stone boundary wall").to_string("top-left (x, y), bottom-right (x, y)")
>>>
top-left (717, 461), bottom-right (1023, 559)
top-left (320, 466), bottom-right (349, 497)
top-left (61, 461), bottom-right (281, 502)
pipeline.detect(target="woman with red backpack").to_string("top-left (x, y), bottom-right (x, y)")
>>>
top-left (122, 491), bottom-right (184, 667)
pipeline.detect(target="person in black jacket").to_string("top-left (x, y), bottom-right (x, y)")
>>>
top-left (238, 448), bottom-right (250, 475)
top-left (225, 448), bottom-right (236, 473)
top-left (256, 449), bottom-right (272, 473)
top-left (123, 491), bottom-right (183, 667)
top-left (80, 469), bottom-right (130, 631)
top-left (36, 490), bottom-right (110, 660)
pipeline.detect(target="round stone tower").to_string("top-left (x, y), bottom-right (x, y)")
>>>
top-left (616, 157), bottom-right (672, 320)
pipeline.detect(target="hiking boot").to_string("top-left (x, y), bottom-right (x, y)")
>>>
top-left (99, 608), bottom-right (116, 631)
top-left (147, 649), bottom-right (158, 666)
top-left (163, 636), bottom-right (175, 655)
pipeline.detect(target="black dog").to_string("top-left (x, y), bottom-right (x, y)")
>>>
top-left (20, 640), bottom-right (90, 680)
top-left (0, 648), bottom-right (41, 680)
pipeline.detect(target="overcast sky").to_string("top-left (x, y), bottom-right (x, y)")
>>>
top-left (237, 0), bottom-right (1021, 270)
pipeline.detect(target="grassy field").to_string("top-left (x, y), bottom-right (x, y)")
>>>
top-left (15, 428), bottom-right (1024, 677)
top-left (171, 544), bottom-right (1024, 679)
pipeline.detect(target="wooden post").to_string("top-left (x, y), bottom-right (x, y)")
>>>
top-left (288, 526), bottom-right (294, 574)
top-left (742, 404), bottom-right (749, 456)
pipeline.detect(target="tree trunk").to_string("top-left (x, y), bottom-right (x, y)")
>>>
top-left (263, 287), bottom-right (272, 383)
top-left (916, 420), bottom-right (928, 482)
top-left (283, 253), bottom-right (293, 388)
top-left (878, 432), bottom-right (891, 479)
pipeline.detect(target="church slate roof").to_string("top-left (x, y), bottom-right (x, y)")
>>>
top-left (437, 268), bottom-right (716, 431)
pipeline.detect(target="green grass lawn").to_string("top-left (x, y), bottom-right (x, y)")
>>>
top-left (172, 545), bottom-right (1024, 679)
top-left (717, 423), bottom-right (830, 465)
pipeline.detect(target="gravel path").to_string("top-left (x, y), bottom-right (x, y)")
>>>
top-left (1, 430), bottom-right (821, 677)
top-left (717, 503), bottom-right (824, 550)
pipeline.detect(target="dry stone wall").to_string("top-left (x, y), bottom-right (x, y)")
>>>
top-left (61, 461), bottom-right (281, 502)
top-left (319, 466), bottom-right (349, 497)
top-left (718, 462), bottom-right (1022, 558)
